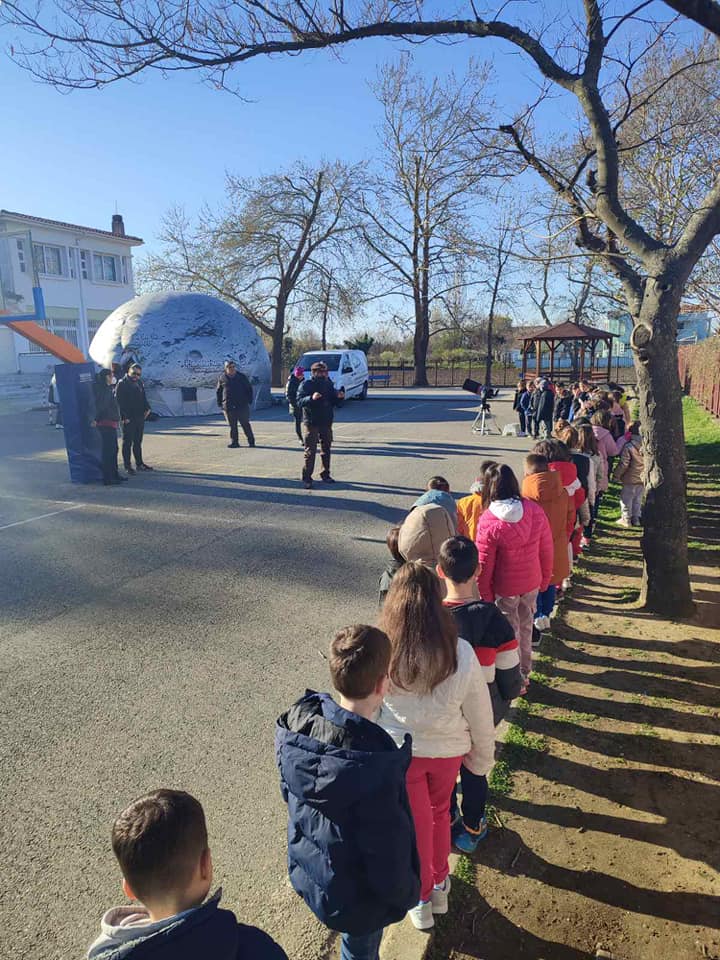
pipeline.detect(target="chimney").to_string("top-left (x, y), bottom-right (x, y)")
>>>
top-left (111, 214), bottom-right (126, 237)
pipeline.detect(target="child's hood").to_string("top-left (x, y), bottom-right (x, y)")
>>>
top-left (488, 497), bottom-right (524, 523)
top-left (87, 891), bottom-right (232, 959)
top-left (411, 489), bottom-right (457, 520)
top-left (522, 470), bottom-right (563, 504)
top-left (398, 503), bottom-right (455, 565)
top-left (276, 691), bottom-right (411, 812)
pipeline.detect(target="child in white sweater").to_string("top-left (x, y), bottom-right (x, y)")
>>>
top-left (378, 562), bottom-right (495, 931)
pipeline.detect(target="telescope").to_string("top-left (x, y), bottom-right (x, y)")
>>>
top-left (463, 378), bottom-right (498, 435)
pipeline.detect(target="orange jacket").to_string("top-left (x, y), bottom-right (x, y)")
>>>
top-left (521, 470), bottom-right (572, 585)
top-left (456, 492), bottom-right (484, 542)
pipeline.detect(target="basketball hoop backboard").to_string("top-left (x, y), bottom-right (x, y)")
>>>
top-left (0, 229), bottom-right (45, 321)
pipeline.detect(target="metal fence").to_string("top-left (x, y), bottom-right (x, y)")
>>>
top-left (280, 356), bottom-right (638, 389)
top-left (678, 338), bottom-right (720, 418)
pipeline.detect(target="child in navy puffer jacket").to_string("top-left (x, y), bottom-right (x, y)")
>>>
top-left (276, 626), bottom-right (420, 960)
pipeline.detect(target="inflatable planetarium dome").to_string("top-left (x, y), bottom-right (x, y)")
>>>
top-left (89, 291), bottom-right (272, 416)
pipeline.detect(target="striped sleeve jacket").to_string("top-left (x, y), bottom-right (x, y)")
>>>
top-left (444, 599), bottom-right (522, 725)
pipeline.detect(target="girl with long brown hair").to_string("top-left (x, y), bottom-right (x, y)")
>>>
top-left (378, 562), bottom-right (495, 931)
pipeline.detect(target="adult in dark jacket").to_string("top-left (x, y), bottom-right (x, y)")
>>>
top-left (285, 365), bottom-right (305, 443)
top-left (532, 380), bottom-right (555, 439)
top-left (216, 360), bottom-right (255, 449)
top-left (116, 363), bottom-right (152, 474)
top-left (296, 361), bottom-right (344, 488)
top-left (512, 381), bottom-right (529, 436)
top-left (92, 369), bottom-right (127, 486)
top-left (276, 690), bottom-right (420, 942)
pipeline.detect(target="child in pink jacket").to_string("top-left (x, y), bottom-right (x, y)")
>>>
top-left (591, 411), bottom-right (623, 492)
top-left (475, 464), bottom-right (553, 691)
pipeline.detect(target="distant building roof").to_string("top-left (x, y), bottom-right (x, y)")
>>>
top-left (509, 324), bottom-right (548, 350)
top-left (0, 209), bottom-right (143, 245)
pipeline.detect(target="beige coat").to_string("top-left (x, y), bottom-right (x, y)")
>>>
top-left (398, 503), bottom-right (455, 569)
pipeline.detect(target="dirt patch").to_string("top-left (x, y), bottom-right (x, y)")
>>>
top-left (431, 438), bottom-right (720, 959)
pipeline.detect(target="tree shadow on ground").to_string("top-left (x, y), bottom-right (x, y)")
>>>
top-left (552, 621), bottom-right (719, 663)
top-left (430, 873), bottom-right (590, 959)
top-left (475, 826), bottom-right (720, 927)
top-left (527, 683), bottom-right (718, 736)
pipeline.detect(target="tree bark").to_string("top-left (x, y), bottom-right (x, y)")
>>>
top-left (632, 275), bottom-right (694, 616)
top-left (413, 294), bottom-right (430, 386)
top-left (271, 301), bottom-right (286, 387)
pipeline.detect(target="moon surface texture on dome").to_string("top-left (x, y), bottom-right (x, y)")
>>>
top-left (89, 291), bottom-right (272, 415)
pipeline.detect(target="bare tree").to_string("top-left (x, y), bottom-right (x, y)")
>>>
top-left (360, 56), bottom-right (499, 385)
top-left (7, 1), bottom-right (720, 613)
top-left (476, 204), bottom-right (520, 385)
top-left (140, 161), bottom-right (361, 385)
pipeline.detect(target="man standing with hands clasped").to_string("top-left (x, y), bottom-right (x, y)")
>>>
top-left (296, 361), bottom-right (344, 489)
top-left (216, 359), bottom-right (255, 449)
top-left (116, 363), bottom-right (153, 474)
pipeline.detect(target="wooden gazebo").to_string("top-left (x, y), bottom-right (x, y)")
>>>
top-left (520, 319), bottom-right (617, 382)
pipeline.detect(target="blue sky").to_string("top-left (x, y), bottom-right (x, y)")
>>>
top-left (1, 31), bottom-right (571, 258)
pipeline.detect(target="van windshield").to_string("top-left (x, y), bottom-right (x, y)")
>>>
top-left (298, 353), bottom-right (341, 371)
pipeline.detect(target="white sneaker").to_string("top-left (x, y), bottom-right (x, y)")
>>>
top-left (431, 876), bottom-right (451, 914)
top-left (615, 518), bottom-right (631, 528)
top-left (408, 900), bottom-right (434, 929)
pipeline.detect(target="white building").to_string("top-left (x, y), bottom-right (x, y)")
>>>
top-left (0, 209), bottom-right (143, 374)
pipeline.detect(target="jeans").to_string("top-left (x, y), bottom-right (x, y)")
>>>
top-left (518, 409), bottom-right (527, 434)
top-left (122, 416), bottom-right (145, 468)
top-left (497, 590), bottom-right (539, 679)
top-left (533, 416), bottom-right (552, 439)
top-left (536, 584), bottom-right (556, 618)
top-left (450, 766), bottom-right (489, 831)
top-left (340, 929), bottom-right (384, 960)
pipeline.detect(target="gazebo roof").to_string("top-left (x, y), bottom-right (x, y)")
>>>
top-left (520, 320), bottom-right (616, 342)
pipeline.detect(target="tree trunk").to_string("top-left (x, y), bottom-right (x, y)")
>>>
top-left (413, 295), bottom-right (430, 386)
top-left (414, 228), bottom-right (431, 387)
top-left (271, 302), bottom-right (286, 387)
top-left (632, 279), bottom-right (694, 616)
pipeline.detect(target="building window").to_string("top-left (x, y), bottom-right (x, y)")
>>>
top-left (68, 248), bottom-right (77, 279)
top-left (121, 256), bottom-right (130, 285)
top-left (93, 253), bottom-right (119, 283)
top-left (33, 243), bottom-right (65, 277)
top-left (80, 250), bottom-right (90, 280)
top-left (16, 239), bottom-right (27, 273)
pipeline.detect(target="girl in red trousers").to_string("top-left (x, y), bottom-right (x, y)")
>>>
top-left (379, 563), bottom-right (495, 931)
top-left (474, 464), bottom-right (553, 692)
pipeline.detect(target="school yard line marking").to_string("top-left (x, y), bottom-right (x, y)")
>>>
top-left (0, 504), bottom-right (84, 531)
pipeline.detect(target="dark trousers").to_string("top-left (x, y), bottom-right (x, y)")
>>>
top-left (292, 405), bottom-right (303, 441)
top-left (533, 415), bottom-right (552, 439)
top-left (451, 766), bottom-right (489, 832)
top-left (536, 584), bottom-right (557, 618)
top-left (340, 929), bottom-right (383, 960)
top-left (518, 409), bottom-right (527, 433)
top-left (98, 426), bottom-right (119, 483)
top-left (225, 406), bottom-right (254, 445)
top-left (302, 424), bottom-right (332, 481)
top-left (122, 417), bottom-right (145, 468)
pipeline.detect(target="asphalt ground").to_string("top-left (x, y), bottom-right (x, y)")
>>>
top-left (0, 390), bottom-right (529, 960)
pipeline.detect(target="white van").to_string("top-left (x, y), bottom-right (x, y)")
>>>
top-left (296, 350), bottom-right (370, 400)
